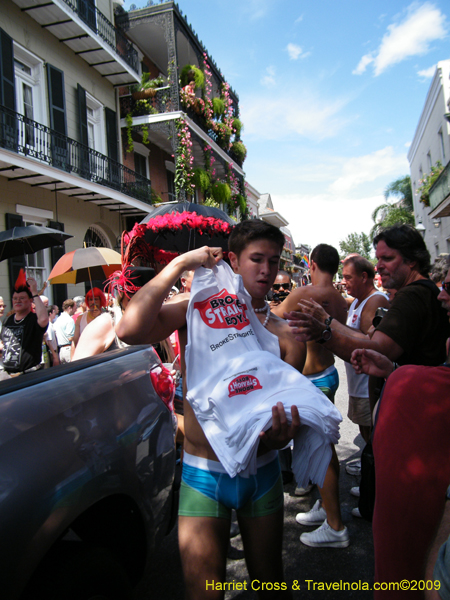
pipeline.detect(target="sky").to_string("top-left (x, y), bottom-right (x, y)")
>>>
top-left (122, 0), bottom-right (450, 253)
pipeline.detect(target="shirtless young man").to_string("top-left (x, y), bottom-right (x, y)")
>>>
top-left (117, 220), bottom-right (305, 599)
top-left (272, 244), bottom-right (350, 548)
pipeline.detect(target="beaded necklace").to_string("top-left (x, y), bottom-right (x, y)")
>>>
top-left (254, 302), bottom-right (270, 328)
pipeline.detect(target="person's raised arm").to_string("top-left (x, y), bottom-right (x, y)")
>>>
top-left (116, 246), bottom-right (223, 345)
top-left (28, 277), bottom-right (49, 329)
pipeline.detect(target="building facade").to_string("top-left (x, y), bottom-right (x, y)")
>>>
top-left (408, 59), bottom-right (450, 262)
top-left (0, 0), bottom-right (155, 305)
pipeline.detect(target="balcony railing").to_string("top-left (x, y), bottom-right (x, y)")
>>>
top-left (0, 105), bottom-right (152, 204)
top-left (429, 160), bottom-right (450, 213)
top-left (119, 89), bottom-right (243, 165)
top-left (61, 0), bottom-right (139, 73)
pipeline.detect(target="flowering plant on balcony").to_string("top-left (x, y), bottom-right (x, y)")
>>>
top-left (180, 64), bottom-right (205, 90)
top-left (416, 161), bottom-right (444, 206)
top-left (175, 118), bottom-right (195, 197)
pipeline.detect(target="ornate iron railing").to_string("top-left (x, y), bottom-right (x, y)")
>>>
top-left (61, 0), bottom-right (139, 73)
top-left (0, 105), bottom-right (152, 205)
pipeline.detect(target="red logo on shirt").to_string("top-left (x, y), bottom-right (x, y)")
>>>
top-left (228, 374), bottom-right (262, 397)
top-left (193, 289), bottom-right (250, 330)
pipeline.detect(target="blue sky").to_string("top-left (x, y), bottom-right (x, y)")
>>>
top-left (122, 0), bottom-right (449, 252)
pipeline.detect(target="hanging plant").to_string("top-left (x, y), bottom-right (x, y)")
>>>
top-left (214, 122), bottom-right (232, 150)
top-left (230, 141), bottom-right (247, 165)
top-left (212, 97), bottom-right (225, 117)
top-left (232, 117), bottom-right (243, 138)
top-left (211, 181), bottom-right (231, 205)
top-left (235, 194), bottom-right (247, 217)
top-left (180, 64), bottom-right (205, 89)
top-left (193, 167), bottom-right (210, 192)
top-left (131, 72), bottom-right (166, 99)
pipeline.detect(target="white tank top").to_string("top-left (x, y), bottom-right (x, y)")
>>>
top-left (185, 260), bottom-right (342, 486)
top-left (345, 291), bottom-right (387, 397)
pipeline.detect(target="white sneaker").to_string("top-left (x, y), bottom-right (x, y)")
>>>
top-left (294, 483), bottom-right (315, 496)
top-left (350, 486), bottom-right (360, 498)
top-left (295, 499), bottom-right (327, 526)
top-left (352, 507), bottom-right (362, 518)
top-left (345, 461), bottom-right (361, 476)
top-left (300, 520), bottom-right (350, 548)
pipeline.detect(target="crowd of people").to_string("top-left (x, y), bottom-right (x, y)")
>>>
top-left (0, 221), bottom-right (449, 599)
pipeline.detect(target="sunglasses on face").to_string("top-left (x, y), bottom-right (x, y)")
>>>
top-left (272, 283), bottom-right (291, 291)
top-left (442, 281), bottom-right (450, 294)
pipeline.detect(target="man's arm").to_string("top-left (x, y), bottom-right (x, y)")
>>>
top-left (28, 278), bottom-right (49, 329)
top-left (116, 246), bottom-right (222, 345)
top-left (359, 294), bottom-right (390, 335)
top-left (286, 309), bottom-right (403, 363)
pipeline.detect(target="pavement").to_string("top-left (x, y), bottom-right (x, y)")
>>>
top-left (136, 357), bottom-right (375, 599)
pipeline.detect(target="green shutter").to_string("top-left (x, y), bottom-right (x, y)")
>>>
top-left (48, 220), bottom-right (68, 308)
top-left (0, 28), bottom-right (17, 151)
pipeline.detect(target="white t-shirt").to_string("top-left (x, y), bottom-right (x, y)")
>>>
top-left (185, 260), bottom-right (342, 486)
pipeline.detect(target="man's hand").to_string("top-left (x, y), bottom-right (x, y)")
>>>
top-left (350, 348), bottom-right (394, 379)
top-left (284, 310), bottom-right (324, 342)
top-left (259, 403), bottom-right (301, 450)
top-left (296, 299), bottom-right (330, 324)
top-left (27, 277), bottom-right (39, 297)
top-left (181, 246), bottom-right (223, 271)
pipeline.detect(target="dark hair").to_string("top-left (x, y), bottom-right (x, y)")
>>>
top-left (310, 244), bottom-right (340, 276)
top-left (47, 305), bottom-right (58, 316)
top-left (373, 224), bottom-right (430, 276)
top-left (229, 220), bottom-right (285, 256)
top-left (12, 286), bottom-right (32, 299)
top-left (342, 255), bottom-right (375, 279)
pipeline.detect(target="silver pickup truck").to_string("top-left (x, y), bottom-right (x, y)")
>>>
top-left (0, 345), bottom-right (179, 600)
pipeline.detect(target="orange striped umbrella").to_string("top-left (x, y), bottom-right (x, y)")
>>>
top-left (48, 247), bottom-right (121, 285)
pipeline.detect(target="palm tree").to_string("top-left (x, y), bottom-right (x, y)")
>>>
top-left (370, 176), bottom-right (414, 239)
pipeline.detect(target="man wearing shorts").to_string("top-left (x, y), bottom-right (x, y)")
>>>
top-left (117, 220), bottom-right (308, 599)
top-left (273, 244), bottom-right (350, 548)
top-left (341, 255), bottom-right (389, 443)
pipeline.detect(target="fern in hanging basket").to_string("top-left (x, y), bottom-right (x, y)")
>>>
top-left (193, 167), bottom-right (210, 192)
top-left (212, 97), bottom-right (225, 117)
top-left (180, 64), bottom-right (205, 89)
top-left (211, 181), bottom-right (232, 204)
top-left (235, 194), bottom-right (247, 216)
top-left (231, 141), bottom-right (247, 164)
top-left (232, 117), bottom-right (243, 137)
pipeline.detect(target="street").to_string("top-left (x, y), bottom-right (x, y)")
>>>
top-left (136, 357), bottom-right (375, 599)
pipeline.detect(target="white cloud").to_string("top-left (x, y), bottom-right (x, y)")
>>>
top-left (329, 147), bottom-right (408, 194)
top-left (241, 90), bottom-right (350, 141)
top-left (287, 43), bottom-right (303, 60)
top-left (286, 43), bottom-right (310, 61)
top-left (353, 53), bottom-right (374, 75)
top-left (271, 193), bottom-right (385, 250)
top-left (295, 15), bottom-right (304, 24)
top-left (353, 3), bottom-right (447, 76)
top-left (417, 64), bottom-right (437, 78)
top-left (260, 65), bottom-right (276, 87)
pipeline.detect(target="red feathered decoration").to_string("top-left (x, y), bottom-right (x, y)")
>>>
top-left (14, 268), bottom-right (28, 291)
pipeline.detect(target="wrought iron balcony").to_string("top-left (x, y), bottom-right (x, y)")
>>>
top-left (429, 160), bottom-right (450, 217)
top-left (0, 105), bottom-right (152, 204)
top-left (61, 0), bottom-right (139, 73)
